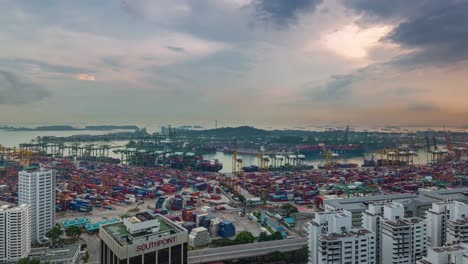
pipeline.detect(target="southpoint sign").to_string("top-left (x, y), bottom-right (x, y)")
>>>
top-left (136, 236), bottom-right (178, 252)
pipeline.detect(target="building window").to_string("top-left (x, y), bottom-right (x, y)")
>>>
top-left (158, 248), bottom-right (170, 264)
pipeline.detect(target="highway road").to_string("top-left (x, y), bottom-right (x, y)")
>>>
top-left (188, 238), bottom-right (307, 264)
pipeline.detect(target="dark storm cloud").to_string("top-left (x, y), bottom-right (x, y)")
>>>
top-left (166, 46), bottom-right (185, 52)
top-left (0, 58), bottom-right (93, 74)
top-left (387, 1), bottom-right (468, 65)
top-left (344, 0), bottom-right (447, 19)
top-left (345, 0), bottom-right (468, 65)
top-left (0, 70), bottom-right (51, 105)
top-left (253, 0), bottom-right (323, 27)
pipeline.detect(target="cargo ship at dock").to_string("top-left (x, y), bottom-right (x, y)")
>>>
top-left (196, 159), bottom-right (223, 172)
top-left (297, 144), bottom-right (363, 156)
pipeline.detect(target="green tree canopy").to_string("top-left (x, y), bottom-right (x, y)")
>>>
top-left (264, 251), bottom-right (287, 262)
top-left (46, 224), bottom-right (63, 243)
top-left (235, 231), bottom-right (254, 244)
top-left (281, 203), bottom-right (298, 217)
top-left (258, 231), bottom-right (269, 242)
top-left (65, 226), bottom-right (82, 242)
top-left (18, 258), bottom-right (47, 264)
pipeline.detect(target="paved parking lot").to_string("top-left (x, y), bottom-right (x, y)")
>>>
top-left (81, 233), bottom-right (101, 264)
top-left (212, 210), bottom-right (263, 237)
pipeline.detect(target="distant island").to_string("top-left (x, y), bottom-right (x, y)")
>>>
top-left (1, 125), bottom-right (139, 131)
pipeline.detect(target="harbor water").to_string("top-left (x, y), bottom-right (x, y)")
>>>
top-left (0, 129), bottom-right (430, 173)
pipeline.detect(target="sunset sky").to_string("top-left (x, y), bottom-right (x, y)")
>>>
top-left (1, 0), bottom-right (467, 128)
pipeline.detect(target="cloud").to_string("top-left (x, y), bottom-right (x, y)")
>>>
top-left (345, 0), bottom-right (468, 65)
top-left (344, 0), bottom-right (441, 20)
top-left (307, 74), bottom-right (355, 102)
top-left (252, 0), bottom-right (323, 27)
top-left (166, 46), bottom-right (185, 52)
top-left (75, 74), bottom-right (96, 81)
top-left (387, 1), bottom-right (468, 65)
top-left (120, 0), bottom-right (191, 25)
top-left (0, 70), bottom-right (51, 104)
top-left (0, 58), bottom-right (94, 74)
top-left (406, 102), bottom-right (440, 112)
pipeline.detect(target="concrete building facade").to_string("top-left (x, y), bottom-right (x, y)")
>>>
top-left (18, 170), bottom-right (55, 244)
top-left (0, 204), bottom-right (32, 262)
top-left (99, 212), bottom-right (188, 264)
top-left (426, 200), bottom-right (468, 247)
top-left (309, 209), bottom-right (376, 264)
top-left (417, 243), bottom-right (468, 264)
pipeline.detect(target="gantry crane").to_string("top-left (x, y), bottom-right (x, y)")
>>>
top-left (232, 139), bottom-right (243, 174)
top-left (257, 146), bottom-right (270, 171)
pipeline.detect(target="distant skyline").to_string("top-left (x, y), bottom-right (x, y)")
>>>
top-left (1, 0), bottom-right (467, 127)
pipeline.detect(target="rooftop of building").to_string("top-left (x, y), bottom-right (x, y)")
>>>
top-left (449, 218), bottom-right (468, 225)
top-left (126, 211), bottom-right (156, 224)
top-left (421, 188), bottom-right (468, 202)
top-left (316, 210), bottom-right (350, 217)
top-left (383, 217), bottom-right (424, 227)
top-left (102, 213), bottom-right (186, 247)
top-left (325, 188), bottom-right (468, 212)
top-left (319, 228), bottom-right (373, 241)
top-left (432, 244), bottom-right (466, 253)
top-left (324, 193), bottom-right (420, 211)
top-left (29, 244), bottom-right (81, 261)
top-left (0, 203), bottom-right (28, 212)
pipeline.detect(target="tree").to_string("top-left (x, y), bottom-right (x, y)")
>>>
top-left (281, 203), bottom-right (298, 217)
top-left (18, 259), bottom-right (30, 264)
top-left (18, 259), bottom-right (45, 264)
top-left (264, 251), bottom-right (287, 262)
top-left (237, 195), bottom-right (246, 204)
top-left (270, 231), bottom-right (283, 241)
top-left (46, 224), bottom-right (63, 244)
top-left (83, 251), bottom-right (90, 263)
top-left (65, 226), bottom-right (82, 242)
top-left (258, 232), bottom-right (269, 242)
top-left (291, 246), bottom-right (308, 263)
top-left (235, 231), bottom-right (254, 244)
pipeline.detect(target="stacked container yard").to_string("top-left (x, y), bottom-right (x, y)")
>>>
top-left (182, 221), bottom-right (197, 233)
top-left (218, 221), bottom-right (236, 238)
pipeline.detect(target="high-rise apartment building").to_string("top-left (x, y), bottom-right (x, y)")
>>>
top-left (426, 200), bottom-right (468, 247)
top-left (417, 242), bottom-right (468, 264)
top-left (363, 201), bottom-right (427, 264)
top-left (308, 209), bottom-right (376, 264)
top-left (0, 204), bottom-right (32, 262)
top-left (18, 170), bottom-right (55, 244)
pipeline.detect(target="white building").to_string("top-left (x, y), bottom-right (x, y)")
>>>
top-left (100, 212), bottom-right (188, 264)
top-left (18, 170), bottom-right (56, 244)
top-left (363, 201), bottom-right (427, 264)
top-left (417, 243), bottom-right (468, 264)
top-left (426, 200), bottom-right (468, 247)
top-left (308, 209), bottom-right (376, 264)
top-left (0, 204), bottom-right (32, 262)
top-left (29, 244), bottom-right (83, 264)
top-left (363, 200), bottom-right (394, 263)
top-left (189, 227), bottom-right (212, 248)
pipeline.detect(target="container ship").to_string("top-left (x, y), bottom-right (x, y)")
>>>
top-left (362, 159), bottom-right (407, 167)
top-left (196, 159), bottom-right (223, 172)
top-left (297, 144), bottom-right (363, 156)
top-left (242, 164), bottom-right (314, 172)
top-left (317, 163), bottom-right (359, 169)
top-left (222, 148), bottom-right (259, 155)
